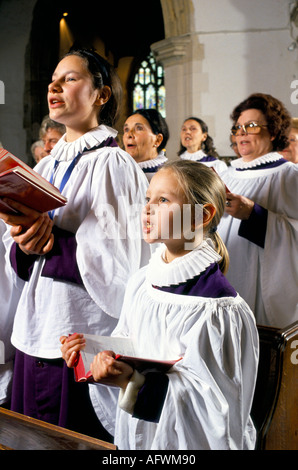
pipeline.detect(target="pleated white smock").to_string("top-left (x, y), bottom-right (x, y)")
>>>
top-left (180, 149), bottom-right (227, 175)
top-left (219, 152), bottom-right (298, 328)
top-left (0, 221), bottom-right (24, 404)
top-left (9, 125), bottom-right (151, 359)
top-left (91, 240), bottom-right (259, 450)
top-left (138, 151), bottom-right (168, 181)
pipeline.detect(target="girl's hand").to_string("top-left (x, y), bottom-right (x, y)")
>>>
top-left (60, 333), bottom-right (86, 368)
top-left (225, 193), bottom-right (254, 220)
top-left (90, 351), bottom-right (134, 389)
top-left (0, 197), bottom-right (42, 229)
top-left (11, 214), bottom-right (54, 255)
top-left (0, 198), bottom-right (54, 255)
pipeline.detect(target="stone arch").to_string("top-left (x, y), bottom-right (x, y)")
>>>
top-left (160, 0), bottom-right (195, 37)
top-left (24, 0), bottom-right (165, 157)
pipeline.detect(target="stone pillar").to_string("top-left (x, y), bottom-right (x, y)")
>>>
top-left (151, 34), bottom-right (205, 160)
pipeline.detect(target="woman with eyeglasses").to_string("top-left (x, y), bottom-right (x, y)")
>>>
top-left (218, 93), bottom-right (298, 329)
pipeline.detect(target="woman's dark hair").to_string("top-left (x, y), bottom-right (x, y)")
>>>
top-left (178, 117), bottom-right (219, 158)
top-left (230, 93), bottom-right (291, 151)
top-left (132, 108), bottom-right (169, 152)
top-left (64, 48), bottom-right (123, 127)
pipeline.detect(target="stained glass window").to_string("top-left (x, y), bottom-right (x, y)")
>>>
top-left (132, 52), bottom-right (166, 117)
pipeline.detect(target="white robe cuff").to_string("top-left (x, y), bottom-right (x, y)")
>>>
top-left (118, 369), bottom-right (145, 415)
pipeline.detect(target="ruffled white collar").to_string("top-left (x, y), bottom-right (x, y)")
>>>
top-left (180, 149), bottom-right (207, 161)
top-left (230, 151), bottom-right (283, 169)
top-left (51, 125), bottom-right (118, 162)
top-left (146, 239), bottom-right (221, 287)
top-left (138, 151), bottom-right (168, 169)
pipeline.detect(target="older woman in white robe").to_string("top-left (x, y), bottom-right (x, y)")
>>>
top-left (219, 93), bottom-right (298, 328)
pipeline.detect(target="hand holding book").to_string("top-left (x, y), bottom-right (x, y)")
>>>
top-left (0, 197), bottom-right (48, 228)
top-left (90, 350), bottom-right (134, 389)
top-left (60, 333), bottom-right (86, 368)
top-left (0, 148), bottom-right (66, 255)
top-left (60, 333), bottom-right (181, 383)
top-left (1, 198), bottom-right (55, 256)
top-left (0, 148), bottom-right (67, 215)
top-left (60, 333), bottom-right (134, 387)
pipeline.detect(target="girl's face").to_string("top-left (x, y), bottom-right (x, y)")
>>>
top-left (48, 55), bottom-right (106, 141)
top-left (142, 168), bottom-right (201, 260)
top-left (123, 114), bottom-right (163, 163)
top-left (235, 108), bottom-right (274, 161)
top-left (180, 119), bottom-right (207, 153)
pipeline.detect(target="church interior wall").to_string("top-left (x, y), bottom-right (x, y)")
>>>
top-left (0, 0), bottom-right (297, 163)
top-left (190, 0), bottom-right (298, 156)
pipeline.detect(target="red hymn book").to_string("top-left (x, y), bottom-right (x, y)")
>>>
top-left (0, 148), bottom-right (67, 214)
top-left (71, 333), bottom-right (182, 382)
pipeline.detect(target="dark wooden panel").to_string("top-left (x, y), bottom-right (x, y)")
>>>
top-left (251, 322), bottom-right (298, 450)
top-left (0, 407), bottom-right (116, 450)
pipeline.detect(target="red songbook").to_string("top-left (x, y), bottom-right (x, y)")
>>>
top-left (72, 333), bottom-right (182, 383)
top-left (73, 352), bottom-right (93, 383)
top-left (0, 148), bottom-right (67, 214)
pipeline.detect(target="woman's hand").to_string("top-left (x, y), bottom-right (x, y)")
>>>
top-left (60, 333), bottom-right (86, 368)
top-left (90, 351), bottom-right (134, 389)
top-left (0, 197), bottom-right (42, 228)
top-left (225, 193), bottom-right (254, 220)
top-left (0, 198), bottom-right (54, 255)
top-left (11, 215), bottom-right (54, 255)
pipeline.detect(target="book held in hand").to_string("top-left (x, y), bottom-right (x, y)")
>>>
top-left (0, 148), bottom-right (67, 214)
top-left (72, 333), bottom-right (182, 382)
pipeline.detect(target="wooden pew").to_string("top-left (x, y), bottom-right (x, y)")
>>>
top-left (0, 407), bottom-right (116, 450)
top-left (1, 322), bottom-right (297, 451)
top-left (251, 321), bottom-right (298, 450)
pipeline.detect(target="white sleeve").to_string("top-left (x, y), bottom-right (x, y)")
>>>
top-left (131, 298), bottom-right (259, 450)
top-left (76, 150), bottom-right (151, 319)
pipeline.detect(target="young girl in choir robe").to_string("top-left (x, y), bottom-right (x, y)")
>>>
top-left (0, 48), bottom-right (151, 440)
top-left (61, 160), bottom-right (259, 450)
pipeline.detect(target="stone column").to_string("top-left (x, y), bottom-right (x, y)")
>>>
top-left (151, 34), bottom-right (205, 160)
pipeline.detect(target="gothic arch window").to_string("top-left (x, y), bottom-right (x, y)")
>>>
top-left (132, 52), bottom-right (166, 117)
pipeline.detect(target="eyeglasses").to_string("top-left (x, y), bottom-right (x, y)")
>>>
top-left (230, 121), bottom-right (268, 136)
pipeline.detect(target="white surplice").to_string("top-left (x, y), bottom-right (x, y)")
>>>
top-left (9, 125), bottom-right (151, 359)
top-left (180, 149), bottom-right (227, 175)
top-left (91, 241), bottom-right (259, 450)
top-left (218, 153), bottom-right (298, 328)
top-left (0, 221), bottom-right (24, 404)
top-left (138, 151), bottom-right (168, 181)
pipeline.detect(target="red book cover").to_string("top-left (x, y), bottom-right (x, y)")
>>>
top-left (73, 352), bottom-right (93, 383)
top-left (72, 334), bottom-right (182, 382)
top-left (0, 148), bottom-right (67, 214)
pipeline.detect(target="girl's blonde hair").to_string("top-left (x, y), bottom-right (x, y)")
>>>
top-left (160, 159), bottom-right (229, 274)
